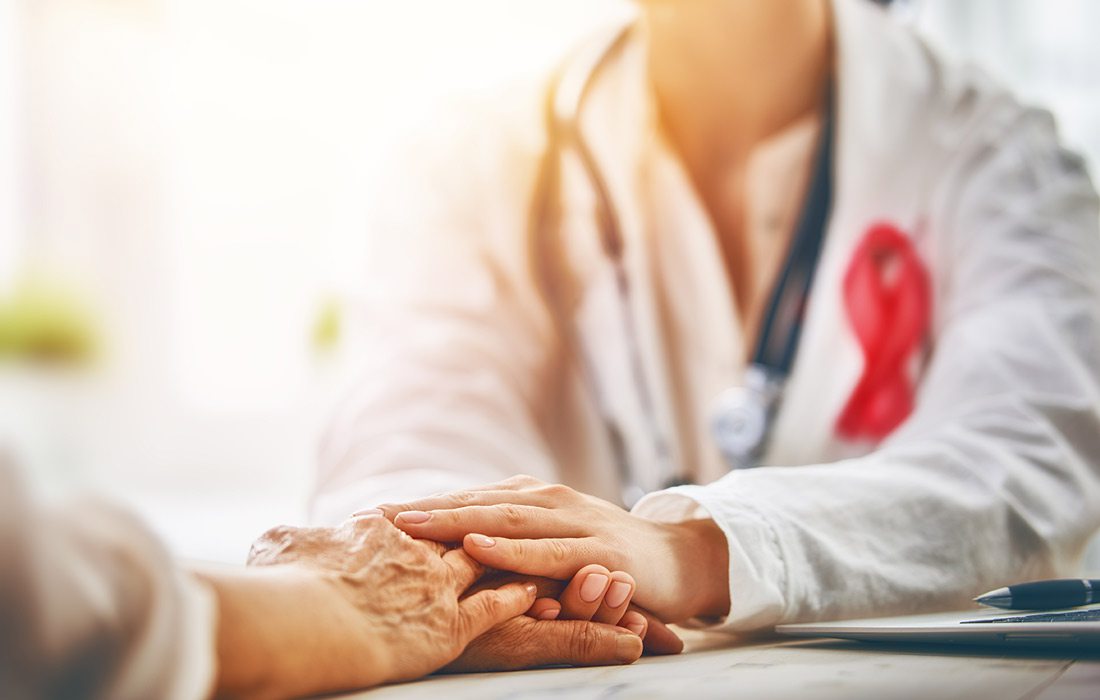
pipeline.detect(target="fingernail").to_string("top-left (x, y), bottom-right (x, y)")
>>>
top-left (469, 534), bottom-right (495, 548)
top-left (395, 510), bottom-right (430, 524)
top-left (524, 583), bottom-right (538, 596)
top-left (350, 508), bottom-right (383, 518)
top-left (605, 581), bottom-right (632, 608)
top-left (579, 573), bottom-right (609, 603)
top-left (537, 608), bottom-right (560, 621)
top-left (621, 611), bottom-right (647, 636)
top-left (616, 634), bottom-right (642, 663)
top-left (624, 620), bottom-right (646, 637)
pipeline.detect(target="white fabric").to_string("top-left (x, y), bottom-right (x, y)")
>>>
top-left (0, 452), bottom-right (217, 700)
top-left (314, 0), bottom-right (1100, 630)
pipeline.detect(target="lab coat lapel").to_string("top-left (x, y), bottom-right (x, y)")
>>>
top-left (767, 0), bottom-right (937, 465)
top-left (567, 25), bottom-right (683, 493)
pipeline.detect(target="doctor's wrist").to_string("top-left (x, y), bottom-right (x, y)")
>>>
top-left (668, 518), bottom-right (731, 620)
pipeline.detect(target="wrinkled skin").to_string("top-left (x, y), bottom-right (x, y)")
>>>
top-left (444, 571), bottom-right (684, 672)
top-left (246, 515), bottom-right (543, 684)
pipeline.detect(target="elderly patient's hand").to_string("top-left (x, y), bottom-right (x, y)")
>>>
top-left (206, 515), bottom-right (537, 698)
top-left (442, 569), bottom-right (684, 672)
top-left (237, 515), bottom-right (652, 694)
top-left (247, 514), bottom-right (539, 682)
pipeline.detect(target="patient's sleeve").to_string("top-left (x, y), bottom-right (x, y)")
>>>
top-left (0, 455), bottom-right (216, 700)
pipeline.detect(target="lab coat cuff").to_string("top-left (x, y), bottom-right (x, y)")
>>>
top-left (632, 484), bottom-right (789, 632)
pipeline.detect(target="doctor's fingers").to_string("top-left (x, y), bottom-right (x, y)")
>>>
top-left (372, 480), bottom-right (584, 521)
top-left (556, 564), bottom-right (612, 621)
top-left (462, 533), bottom-right (620, 582)
top-left (393, 504), bottom-right (589, 542)
top-left (557, 565), bottom-right (636, 626)
top-left (593, 572), bottom-right (637, 625)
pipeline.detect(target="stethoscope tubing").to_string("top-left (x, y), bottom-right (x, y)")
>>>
top-left (534, 23), bottom-right (835, 502)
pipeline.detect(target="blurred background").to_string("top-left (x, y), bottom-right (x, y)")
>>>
top-left (1, 0), bottom-right (1098, 564)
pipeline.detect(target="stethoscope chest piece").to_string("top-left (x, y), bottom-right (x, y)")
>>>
top-left (708, 85), bottom-right (836, 473)
top-left (709, 364), bottom-right (785, 470)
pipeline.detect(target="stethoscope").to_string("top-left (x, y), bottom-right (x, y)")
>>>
top-left (532, 25), bottom-right (836, 506)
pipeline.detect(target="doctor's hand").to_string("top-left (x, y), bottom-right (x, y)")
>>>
top-left (198, 515), bottom-right (539, 699)
top-left (380, 476), bottom-right (731, 623)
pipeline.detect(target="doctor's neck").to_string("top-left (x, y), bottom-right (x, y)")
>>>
top-left (642, 0), bottom-right (833, 171)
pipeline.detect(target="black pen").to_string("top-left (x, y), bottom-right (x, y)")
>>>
top-left (975, 578), bottom-right (1100, 611)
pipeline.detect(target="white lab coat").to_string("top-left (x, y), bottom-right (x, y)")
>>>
top-left (314, 0), bottom-right (1100, 630)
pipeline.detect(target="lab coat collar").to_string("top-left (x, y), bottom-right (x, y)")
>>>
top-left (568, 18), bottom-right (687, 490)
top-left (573, 0), bottom-right (932, 222)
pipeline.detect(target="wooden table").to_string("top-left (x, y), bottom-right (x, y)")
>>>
top-left (343, 630), bottom-right (1100, 700)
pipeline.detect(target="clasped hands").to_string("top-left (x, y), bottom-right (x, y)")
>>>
top-left (239, 476), bottom-right (729, 697)
top-left (376, 475), bottom-right (730, 627)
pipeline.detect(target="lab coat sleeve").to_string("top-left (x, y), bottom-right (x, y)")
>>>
top-left (0, 453), bottom-right (217, 700)
top-left (311, 99), bottom-right (563, 525)
top-left (634, 108), bottom-right (1100, 630)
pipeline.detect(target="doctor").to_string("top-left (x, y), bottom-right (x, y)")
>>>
top-left (316, 0), bottom-right (1100, 629)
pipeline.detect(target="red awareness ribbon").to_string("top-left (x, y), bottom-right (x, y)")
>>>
top-left (836, 222), bottom-right (931, 442)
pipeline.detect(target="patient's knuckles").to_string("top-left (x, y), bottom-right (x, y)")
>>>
top-left (318, 520), bottom-right (442, 579)
top-left (345, 515), bottom-right (382, 539)
top-left (253, 524), bottom-right (299, 546)
top-left (246, 524), bottom-right (305, 565)
top-left (470, 591), bottom-right (503, 624)
top-left (339, 519), bottom-right (390, 552)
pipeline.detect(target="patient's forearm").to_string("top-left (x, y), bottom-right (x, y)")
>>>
top-left (197, 567), bottom-right (388, 699)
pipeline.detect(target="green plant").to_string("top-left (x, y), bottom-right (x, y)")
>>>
top-left (0, 281), bottom-right (98, 367)
top-left (311, 297), bottom-right (342, 355)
